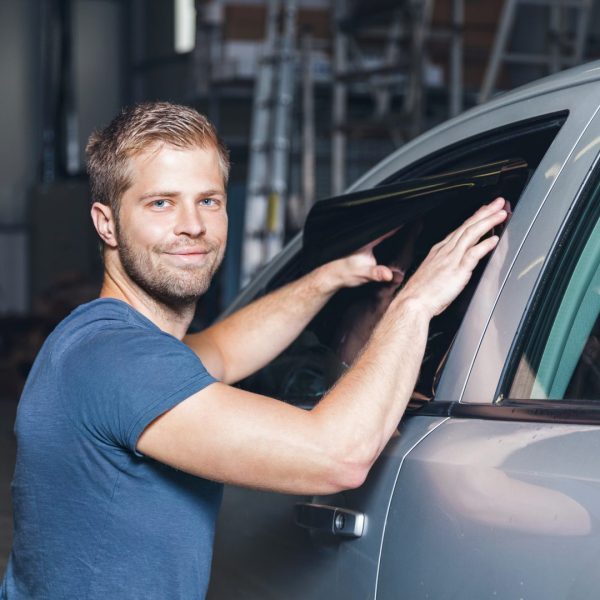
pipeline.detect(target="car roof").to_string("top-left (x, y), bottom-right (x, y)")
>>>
top-left (471, 61), bottom-right (600, 114)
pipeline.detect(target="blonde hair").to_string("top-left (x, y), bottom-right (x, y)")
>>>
top-left (85, 101), bottom-right (230, 218)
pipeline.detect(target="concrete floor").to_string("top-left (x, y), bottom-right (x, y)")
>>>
top-left (0, 399), bottom-right (17, 577)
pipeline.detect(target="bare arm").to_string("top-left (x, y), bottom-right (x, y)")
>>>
top-left (138, 198), bottom-right (508, 495)
top-left (185, 234), bottom-right (398, 383)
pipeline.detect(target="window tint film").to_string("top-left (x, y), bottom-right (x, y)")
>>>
top-left (240, 115), bottom-right (565, 409)
top-left (303, 159), bottom-right (528, 270)
top-left (509, 172), bottom-right (600, 401)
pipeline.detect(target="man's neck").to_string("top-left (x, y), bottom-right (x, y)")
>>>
top-left (100, 272), bottom-right (196, 340)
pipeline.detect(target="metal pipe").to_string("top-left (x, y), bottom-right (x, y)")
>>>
top-left (301, 29), bottom-right (316, 217)
top-left (480, 0), bottom-right (518, 103)
top-left (332, 0), bottom-right (348, 196)
top-left (449, 0), bottom-right (464, 117)
top-left (267, 0), bottom-right (297, 260)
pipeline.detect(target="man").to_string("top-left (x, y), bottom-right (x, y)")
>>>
top-left (1, 102), bottom-right (507, 599)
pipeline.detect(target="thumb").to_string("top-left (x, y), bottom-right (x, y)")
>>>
top-left (372, 265), bottom-right (393, 282)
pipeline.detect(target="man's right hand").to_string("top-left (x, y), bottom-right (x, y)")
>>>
top-left (397, 197), bottom-right (508, 319)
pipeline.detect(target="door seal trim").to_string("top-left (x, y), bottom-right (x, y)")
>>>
top-left (409, 398), bottom-right (600, 425)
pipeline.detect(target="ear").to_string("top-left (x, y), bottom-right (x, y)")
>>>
top-left (91, 202), bottom-right (118, 248)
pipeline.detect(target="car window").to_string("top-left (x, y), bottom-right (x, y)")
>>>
top-left (302, 159), bottom-right (528, 271)
top-left (508, 168), bottom-right (600, 401)
top-left (381, 112), bottom-right (566, 183)
top-left (239, 115), bottom-right (566, 409)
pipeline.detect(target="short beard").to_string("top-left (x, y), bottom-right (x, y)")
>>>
top-left (115, 221), bottom-right (223, 312)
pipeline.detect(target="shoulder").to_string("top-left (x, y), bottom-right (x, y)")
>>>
top-left (54, 300), bottom-right (217, 451)
top-left (57, 299), bottom-right (207, 383)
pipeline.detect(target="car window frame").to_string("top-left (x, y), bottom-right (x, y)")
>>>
top-left (458, 90), bottom-right (600, 406)
top-left (232, 112), bottom-right (595, 411)
top-left (503, 161), bottom-right (600, 402)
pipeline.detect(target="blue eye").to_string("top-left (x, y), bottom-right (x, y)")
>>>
top-left (152, 199), bottom-right (167, 208)
top-left (201, 198), bottom-right (216, 206)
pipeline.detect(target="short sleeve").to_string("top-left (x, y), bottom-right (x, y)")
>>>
top-left (59, 326), bottom-right (217, 454)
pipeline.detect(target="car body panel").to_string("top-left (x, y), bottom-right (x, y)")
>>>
top-left (376, 418), bottom-right (600, 599)
top-left (207, 417), bottom-right (447, 599)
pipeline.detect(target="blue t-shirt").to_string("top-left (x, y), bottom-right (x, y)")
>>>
top-left (1, 299), bottom-right (221, 600)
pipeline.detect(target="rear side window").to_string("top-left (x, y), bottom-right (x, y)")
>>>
top-left (508, 167), bottom-right (600, 400)
top-left (239, 115), bottom-right (566, 408)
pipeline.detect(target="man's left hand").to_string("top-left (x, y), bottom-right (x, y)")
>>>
top-left (313, 226), bottom-right (416, 294)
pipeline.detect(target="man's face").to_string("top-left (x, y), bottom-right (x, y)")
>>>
top-left (114, 143), bottom-right (228, 309)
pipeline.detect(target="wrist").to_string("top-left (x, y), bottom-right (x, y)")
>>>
top-left (308, 262), bottom-right (344, 297)
top-left (389, 292), bottom-right (433, 324)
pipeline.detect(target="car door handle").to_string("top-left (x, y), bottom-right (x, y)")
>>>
top-left (294, 503), bottom-right (365, 538)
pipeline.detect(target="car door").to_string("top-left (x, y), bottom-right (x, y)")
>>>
top-left (375, 97), bottom-right (600, 599)
top-left (207, 77), bottom-right (600, 600)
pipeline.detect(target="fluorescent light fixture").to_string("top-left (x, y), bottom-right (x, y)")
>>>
top-left (175, 0), bottom-right (196, 54)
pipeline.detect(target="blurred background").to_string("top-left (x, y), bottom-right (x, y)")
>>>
top-left (2, 0), bottom-right (600, 572)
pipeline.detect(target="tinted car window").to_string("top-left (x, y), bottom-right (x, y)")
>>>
top-left (239, 116), bottom-right (565, 408)
top-left (509, 168), bottom-right (600, 400)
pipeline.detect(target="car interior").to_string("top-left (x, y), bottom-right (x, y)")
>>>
top-left (238, 113), bottom-right (569, 408)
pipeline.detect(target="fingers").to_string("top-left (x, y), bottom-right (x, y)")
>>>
top-left (471, 196), bottom-right (507, 225)
top-left (372, 265), bottom-right (393, 282)
top-left (460, 235), bottom-right (499, 271)
top-left (442, 201), bottom-right (506, 288)
top-left (352, 226), bottom-right (406, 285)
top-left (347, 198), bottom-right (507, 293)
top-left (441, 197), bottom-right (507, 247)
top-left (389, 267), bottom-right (407, 285)
top-left (393, 198), bottom-right (510, 318)
top-left (361, 225), bottom-right (403, 252)
top-left (453, 207), bottom-right (507, 256)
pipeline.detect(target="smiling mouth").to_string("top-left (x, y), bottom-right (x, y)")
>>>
top-left (164, 249), bottom-right (211, 264)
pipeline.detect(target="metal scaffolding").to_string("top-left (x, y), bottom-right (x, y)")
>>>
top-left (330, 0), bottom-right (465, 194)
top-left (480, 0), bottom-right (594, 103)
top-left (201, 0), bottom-right (592, 291)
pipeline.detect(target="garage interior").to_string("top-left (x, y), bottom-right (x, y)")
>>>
top-left (1, 0), bottom-right (600, 576)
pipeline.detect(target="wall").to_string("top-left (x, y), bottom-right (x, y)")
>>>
top-left (74, 0), bottom-right (126, 166)
top-left (0, 0), bottom-right (126, 313)
top-left (0, 0), bottom-right (40, 313)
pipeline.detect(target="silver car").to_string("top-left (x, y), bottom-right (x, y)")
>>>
top-left (208, 62), bottom-right (600, 599)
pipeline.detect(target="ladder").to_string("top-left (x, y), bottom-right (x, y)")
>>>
top-left (480, 0), bottom-right (594, 103)
top-left (241, 0), bottom-right (298, 286)
top-left (331, 0), bottom-right (436, 194)
top-left (330, 0), bottom-right (464, 195)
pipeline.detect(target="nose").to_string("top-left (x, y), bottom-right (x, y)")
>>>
top-left (173, 202), bottom-right (206, 237)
